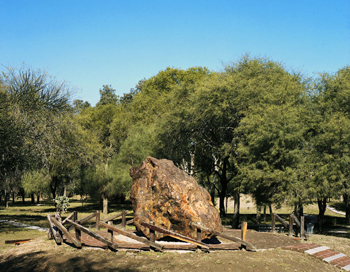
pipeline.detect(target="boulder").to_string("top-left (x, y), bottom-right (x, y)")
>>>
top-left (129, 157), bottom-right (223, 240)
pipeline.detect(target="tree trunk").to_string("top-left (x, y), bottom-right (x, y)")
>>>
top-left (12, 192), bottom-right (15, 204)
top-left (63, 185), bottom-right (67, 197)
top-left (226, 196), bottom-right (228, 215)
top-left (50, 176), bottom-right (58, 200)
top-left (218, 159), bottom-right (229, 216)
top-left (263, 206), bottom-right (267, 223)
top-left (344, 193), bottom-right (350, 225)
top-left (210, 185), bottom-right (216, 206)
top-left (219, 191), bottom-right (226, 216)
top-left (256, 206), bottom-right (261, 224)
top-left (4, 190), bottom-right (9, 208)
top-left (19, 188), bottom-right (25, 204)
top-left (102, 196), bottom-right (108, 214)
top-left (232, 190), bottom-right (240, 228)
top-left (269, 204), bottom-right (273, 215)
top-left (317, 197), bottom-right (327, 232)
top-left (31, 194), bottom-right (35, 204)
top-left (37, 194), bottom-right (40, 204)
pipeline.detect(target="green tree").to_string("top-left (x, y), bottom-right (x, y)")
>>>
top-left (233, 57), bottom-right (309, 222)
top-left (311, 66), bottom-right (350, 226)
top-left (0, 67), bottom-right (71, 206)
top-left (22, 169), bottom-right (50, 203)
top-left (96, 85), bottom-right (118, 106)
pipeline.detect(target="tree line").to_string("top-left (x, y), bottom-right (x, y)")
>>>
top-left (1, 56), bottom-right (350, 231)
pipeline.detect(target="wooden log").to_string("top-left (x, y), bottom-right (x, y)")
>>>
top-left (5, 239), bottom-right (33, 244)
top-left (75, 220), bottom-right (81, 244)
top-left (51, 216), bottom-right (82, 248)
top-left (197, 227), bottom-right (201, 242)
top-left (292, 214), bottom-right (308, 238)
top-left (275, 214), bottom-right (289, 229)
top-left (241, 222), bottom-right (247, 241)
top-left (65, 219), bottom-right (118, 250)
top-left (122, 210), bottom-right (126, 229)
top-left (141, 221), bottom-right (210, 250)
top-left (271, 213), bottom-right (276, 233)
top-left (108, 221), bottom-right (113, 241)
top-left (116, 218), bottom-right (134, 227)
top-left (126, 218), bottom-right (134, 225)
top-left (99, 221), bottom-right (163, 251)
top-left (300, 216), bottom-right (305, 240)
top-left (96, 210), bottom-right (100, 230)
top-left (149, 221), bottom-right (155, 243)
top-left (62, 211), bottom-right (75, 225)
top-left (90, 210), bottom-right (133, 228)
top-left (79, 211), bottom-right (97, 224)
top-left (47, 214), bottom-right (62, 245)
top-left (292, 214), bottom-right (300, 227)
top-left (289, 215), bottom-right (294, 236)
top-left (190, 222), bottom-right (256, 251)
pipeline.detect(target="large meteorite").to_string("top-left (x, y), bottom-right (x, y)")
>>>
top-left (129, 157), bottom-right (223, 240)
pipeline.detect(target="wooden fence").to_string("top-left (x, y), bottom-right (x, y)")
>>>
top-left (270, 213), bottom-right (308, 239)
top-left (47, 210), bottom-right (256, 252)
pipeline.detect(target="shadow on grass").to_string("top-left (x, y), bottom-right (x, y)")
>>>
top-left (0, 250), bottom-right (139, 272)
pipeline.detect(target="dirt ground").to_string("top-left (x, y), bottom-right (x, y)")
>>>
top-left (0, 230), bottom-right (340, 272)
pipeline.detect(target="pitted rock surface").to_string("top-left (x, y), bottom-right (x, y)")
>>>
top-left (129, 157), bottom-right (223, 240)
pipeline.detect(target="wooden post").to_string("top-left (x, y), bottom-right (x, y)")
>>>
top-left (241, 222), bottom-right (247, 241)
top-left (122, 210), bottom-right (126, 229)
top-left (271, 213), bottom-right (276, 233)
top-left (72, 211), bottom-right (77, 234)
top-left (149, 221), bottom-right (155, 243)
top-left (96, 210), bottom-right (100, 231)
top-left (289, 214), bottom-right (294, 236)
top-left (241, 222), bottom-right (247, 250)
top-left (108, 221), bottom-right (113, 241)
top-left (300, 216), bottom-right (305, 240)
top-left (197, 227), bottom-right (202, 242)
top-left (51, 216), bottom-right (81, 248)
top-left (75, 220), bottom-right (81, 245)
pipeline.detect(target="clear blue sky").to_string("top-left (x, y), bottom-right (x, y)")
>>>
top-left (1, 0), bottom-right (349, 106)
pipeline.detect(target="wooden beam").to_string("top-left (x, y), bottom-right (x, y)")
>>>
top-left (300, 216), bottom-right (305, 240)
top-left (107, 221), bottom-right (113, 241)
top-left (75, 220), bottom-right (81, 244)
top-left (47, 214), bottom-right (62, 245)
top-left (190, 222), bottom-right (256, 251)
top-left (141, 222), bottom-right (210, 250)
top-left (241, 222), bottom-right (247, 241)
top-left (271, 213), bottom-right (276, 233)
top-left (116, 218), bottom-right (134, 227)
top-left (149, 221), bottom-right (155, 243)
top-left (274, 214), bottom-right (289, 229)
top-left (5, 239), bottom-right (33, 244)
top-left (96, 210), bottom-right (100, 230)
top-left (51, 216), bottom-right (82, 248)
top-left (65, 219), bottom-right (118, 250)
top-left (99, 221), bottom-right (163, 251)
top-left (291, 214), bottom-right (308, 239)
top-left (90, 210), bottom-right (133, 228)
top-left (122, 210), bottom-right (126, 229)
top-left (79, 211), bottom-right (97, 224)
top-left (62, 211), bottom-right (75, 225)
top-left (289, 215), bottom-right (294, 236)
top-left (197, 227), bottom-right (201, 242)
